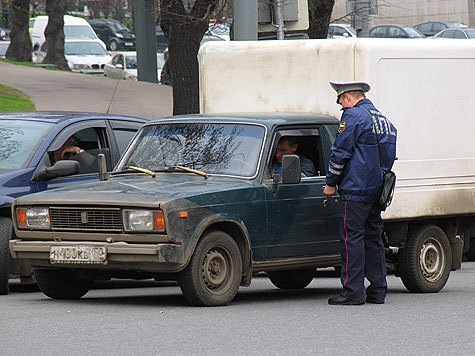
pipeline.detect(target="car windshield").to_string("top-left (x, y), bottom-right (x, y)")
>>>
top-left (64, 26), bottom-right (97, 39)
top-left (404, 27), bottom-right (425, 37)
top-left (118, 123), bottom-right (265, 177)
top-left (65, 42), bottom-right (109, 55)
top-left (465, 29), bottom-right (475, 38)
top-left (0, 120), bottom-right (53, 172)
top-left (108, 21), bottom-right (129, 32)
top-left (125, 54), bottom-right (165, 69)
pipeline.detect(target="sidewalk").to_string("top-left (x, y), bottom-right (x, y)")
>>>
top-left (0, 61), bottom-right (173, 120)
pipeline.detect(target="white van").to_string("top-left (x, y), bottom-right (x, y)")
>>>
top-left (31, 15), bottom-right (105, 51)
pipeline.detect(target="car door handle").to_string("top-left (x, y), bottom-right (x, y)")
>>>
top-left (323, 199), bottom-right (327, 208)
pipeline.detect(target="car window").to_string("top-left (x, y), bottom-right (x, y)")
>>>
top-left (333, 26), bottom-right (347, 36)
top-left (0, 120), bottom-right (53, 172)
top-left (404, 27), bottom-right (424, 37)
top-left (49, 127), bottom-right (111, 173)
top-left (118, 123), bottom-right (266, 178)
top-left (65, 42), bottom-right (109, 56)
top-left (454, 30), bottom-right (466, 39)
top-left (0, 43), bottom-right (8, 56)
top-left (64, 26), bottom-right (97, 39)
top-left (113, 129), bottom-right (138, 155)
top-left (417, 23), bottom-right (432, 32)
top-left (111, 54), bottom-right (122, 66)
top-left (108, 21), bottom-right (129, 32)
top-left (125, 56), bottom-right (137, 69)
top-left (466, 29), bottom-right (475, 39)
top-left (389, 27), bottom-right (405, 38)
top-left (432, 23), bottom-right (445, 32)
top-left (440, 30), bottom-right (455, 38)
top-left (371, 26), bottom-right (386, 38)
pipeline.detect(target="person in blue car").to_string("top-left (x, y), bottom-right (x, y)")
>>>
top-left (323, 81), bottom-right (397, 306)
top-left (52, 136), bottom-right (84, 164)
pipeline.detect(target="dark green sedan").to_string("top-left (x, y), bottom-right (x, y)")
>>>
top-left (11, 113), bottom-right (342, 306)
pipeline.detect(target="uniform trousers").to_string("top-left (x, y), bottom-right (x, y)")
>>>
top-left (338, 200), bottom-right (387, 302)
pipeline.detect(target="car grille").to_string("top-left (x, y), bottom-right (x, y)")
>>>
top-left (50, 207), bottom-right (123, 232)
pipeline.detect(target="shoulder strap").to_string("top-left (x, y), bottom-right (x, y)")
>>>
top-left (358, 106), bottom-right (384, 170)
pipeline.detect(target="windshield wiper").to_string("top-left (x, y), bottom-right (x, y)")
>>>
top-left (167, 165), bottom-right (208, 180)
top-left (110, 166), bottom-right (155, 177)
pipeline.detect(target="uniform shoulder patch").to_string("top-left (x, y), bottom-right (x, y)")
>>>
top-left (338, 121), bottom-right (346, 133)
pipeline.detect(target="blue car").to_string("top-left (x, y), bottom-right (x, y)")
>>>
top-left (0, 111), bottom-right (147, 294)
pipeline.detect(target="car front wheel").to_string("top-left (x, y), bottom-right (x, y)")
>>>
top-left (0, 217), bottom-right (12, 295)
top-left (178, 230), bottom-right (242, 306)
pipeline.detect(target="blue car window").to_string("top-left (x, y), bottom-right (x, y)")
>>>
top-left (0, 120), bottom-right (53, 171)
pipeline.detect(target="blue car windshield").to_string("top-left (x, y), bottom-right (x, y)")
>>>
top-left (0, 120), bottom-right (53, 172)
top-left (119, 123), bottom-right (266, 177)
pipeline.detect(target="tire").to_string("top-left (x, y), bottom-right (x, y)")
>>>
top-left (465, 237), bottom-right (475, 261)
top-left (178, 230), bottom-right (242, 306)
top-left (398, 225), bottom-right (452, 293)
top-left (0, 217), bottom-right (12, 295)
top-left (268, 269), bottom-right (315, 289)
top-left (109, 40), bottom-right (118, 51)
top-left (34, 269), bottom-right (94, 299)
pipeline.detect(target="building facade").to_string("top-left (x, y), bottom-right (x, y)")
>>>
top-left (331, 0), bottom-right (475, 27)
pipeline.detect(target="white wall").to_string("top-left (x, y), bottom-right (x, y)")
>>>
top-left (331, 0), bottom-right (474, 27)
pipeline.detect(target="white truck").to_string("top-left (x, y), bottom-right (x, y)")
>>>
top-left (199, 38), bottom-right (475, 289)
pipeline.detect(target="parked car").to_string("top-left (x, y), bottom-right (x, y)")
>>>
top-left (89, 19), bottom-right (136, 51)
top-left (31, 15), bottom-right (105, 51)
top-left (0, 27), bottom-right (9, 41)
top-left (37, 39), bottom-right (112, 74)
top-left (433, 28), bottom-right (475, 39)
top-left (104, 51), bottom-right (165, 81)
top-left (369, 25), bottom-right (425, 38)
top-left (0, 111), bottom-right (147, 294)
top-left (0, 41), bottom-right (9, 58)
top-left (327, 23), bottom-right (357, 39)
top-left (155, 25), bottom-right (168, 52)
top-left (413, 21), bottom-right (467, 37)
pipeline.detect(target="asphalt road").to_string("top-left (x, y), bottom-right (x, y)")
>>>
top-left (2, 263), bottom-right (474, 356)
top-left (0, 61), bottom-right (173, 120)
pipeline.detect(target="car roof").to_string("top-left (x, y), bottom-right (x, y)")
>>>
top-left (148, 113), bottom-right (339, 129)
top-left (0, 111), bottom-right (147, 124)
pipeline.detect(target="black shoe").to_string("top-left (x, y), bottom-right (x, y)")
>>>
top-left (328, 295), bottom-right (365, 305)
top-left (366, 297), bottom-right (385, 304)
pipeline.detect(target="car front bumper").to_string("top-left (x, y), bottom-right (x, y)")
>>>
top-left (9, 239), bottom-right (185, 272)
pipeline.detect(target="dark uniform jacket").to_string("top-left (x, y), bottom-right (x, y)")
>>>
top-left (326, 98), bottom-right (397, 203)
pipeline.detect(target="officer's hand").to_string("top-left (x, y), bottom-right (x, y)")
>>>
top-left (323, 185), bottom-right (336, 199)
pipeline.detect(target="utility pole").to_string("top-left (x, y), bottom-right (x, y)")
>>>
top-left (273, 0), bottom-right (285, 40)
top-left (352, 0), bottom-right (370, 37)
top-left (134, 0), bottom-right (158, 83)
top-left (233, 0), bottom-right (258, 40)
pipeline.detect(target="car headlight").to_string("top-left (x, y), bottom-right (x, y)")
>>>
top-left (123, 209), bottom-right (165, 232)
top-left (73, 64), bottom-right (90, 70)
top-left (17, 207), bottom-right (50, 229)
top-left (116, 33), bottom-right (124, 38)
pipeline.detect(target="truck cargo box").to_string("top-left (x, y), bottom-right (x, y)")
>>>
top-left (199, 39), bottom-right (475, 221)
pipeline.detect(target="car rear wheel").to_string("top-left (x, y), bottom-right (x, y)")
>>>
top-left (398, 225), bottom-right (452, 293)
top-left (109, 40), bottom-right (118, 51)
top-left (34, 269), bottom-right (94, 299)
top-left (0, 217), bottom-right (12, 295)
top-left (178, 230), bottom-right (242, 306)
top-left (268, 269), bottom-right (315, 289)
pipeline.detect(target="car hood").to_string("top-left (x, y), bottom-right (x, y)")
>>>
top-left (14, 174), bottom-right (260, 208)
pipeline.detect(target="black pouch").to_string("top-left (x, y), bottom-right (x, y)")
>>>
top-left (379, 170), bottom-right (396, 211)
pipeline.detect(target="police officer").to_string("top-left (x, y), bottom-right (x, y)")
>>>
top-left (323, 81), bottom-right (397, 305)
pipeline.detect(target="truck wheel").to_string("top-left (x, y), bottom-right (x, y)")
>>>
top-left (268, 269), bottom-right (315, 289)
top-left (398, 225), bottom-right (452, 293)
top-left (34, 269), bottom-right (94, 299)
top-left (0, 217), bottom-right (12, 295)
top-left (465, 237), bottom-right (475, 261)
top-left (178, 231), bottom-right (242, 306)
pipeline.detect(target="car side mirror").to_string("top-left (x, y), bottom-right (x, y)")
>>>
top-left (281, 155), bottom-right (301, 184)
top-left (36, 160), bottom-right (80, 181)
top-left (115, 63), bottom-right (123, 69)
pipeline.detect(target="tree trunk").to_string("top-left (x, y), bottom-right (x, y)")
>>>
top-left (5, 0), bottom-right (31, 62)
top-left (43, 0), bottom-right (69, 70)
top-left (308, 0), bottom-right (335, 39)
top-left (161, 0), bottom-right (218, 115)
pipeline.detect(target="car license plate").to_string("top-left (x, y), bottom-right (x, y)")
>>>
top-left (50, 245), bottom-right (107, 264)
top-left (125, 42), bottom-right (133, 46)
